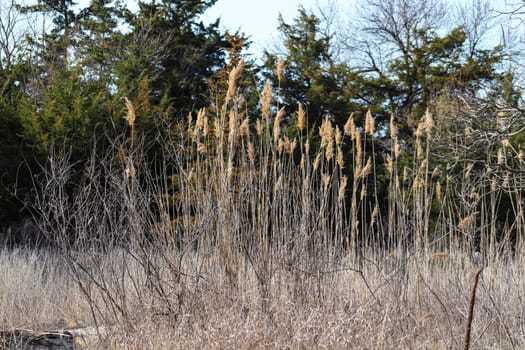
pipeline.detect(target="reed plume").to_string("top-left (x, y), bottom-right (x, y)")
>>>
top-left (297, 103), bottom-right (305, 131)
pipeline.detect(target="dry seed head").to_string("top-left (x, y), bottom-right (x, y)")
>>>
top-left (403, 167), bottom-right (410, 182)
top-left (360, 184), bottom-right (367, 200)
top-left (416, 138), bottom-right (423, 159)
top-left (247, 142), bottom-right (255, 161)
top-left (335, 126), bottom-right (342, 146)
top-left (273, 107), bottom-right (285, 143)
top-left (124, 97), bottom-right (135, 128)
top-left (276, 57), bottom-right (285, 84)
top-left (436, 182), bottom-right (442, 201)
top-left (297, 103), bottom-right (305, 131)
top-left (418, 159), bottom-right (427, 174)
top-left (325, 139), bottom-right (334, 160)
top-left (338, 175), bottom-right (348, 202)
top-left (226, 59), bottom-right (245, 103)
top-left (424, 109), bottom-right (433, 138)
top-left (344, 113), bottom-right (356, 138)
top-left (261, 82), bottom-right (272, 120)
top-left (326, 119), bottom-right (334, 142)
top-left (518, 149), bottom-right (525, 162)
top-left (412, 176), bottom-right (425, 189)
top-left (196, 108), bottom-right (206, 130)
top-left (394, 139), bottom-right (400, 159)
top-left (361, 157), bottom-right (372, 178)
top-left (355, 130), bottom-right (362, 168)
top-left (390, 113), bottom-right (398, 139)
top-left (365, 110), bottom-right (375, 135)
top-left (431, 166), bottom-right (440, 178)
top-left (416, 120), bottom-right (426, 139)
top-left (502, 139), bottom-right (510, 148)
top-left (313, 153), bottom-right (322, 171)
top-left (214, 117), bottom-right (222, 139)
top-left (319, 122), bottom-right (327, 147)
top-left (202, 116), bottom-right (209, 136)
top-left (192, 120), bottom-right (200, 140)
top-left (193, 110), bottom-right (205, 139)
top-left (355, 166), bottom-right (361, 179)
top-left (256, 119), bottom-right (263, 135)
top-left (277, 138), bottom-right (284, 154)
top-left (240, 117), bottom-right (250, 136)
top-left (290, 138), bottom-right (297, 154)
top-left (319, 117), bottom-right (334, 147)
top-left (228, 110), bottom-right (238, 143)
top-left (337, 146), bottom-right (345, 169)
top-left (234, 59), bottom-right (245, 80)
top-left (351, 121), bottom-right (360, 143)
top-left (497, 148), bottom-right (505, 165)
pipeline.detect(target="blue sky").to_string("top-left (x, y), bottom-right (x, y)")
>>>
top-left (73, 0), bottom-right (326, 56)
top-left (74, 0), bottom-right (508, 58)
top-left (202, 0), bottom-right (325, 56)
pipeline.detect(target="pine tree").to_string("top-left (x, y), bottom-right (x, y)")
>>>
top-left (263, 7), bottom-right (359, 128)
top-left (115, 0), bottom-right (228, 118)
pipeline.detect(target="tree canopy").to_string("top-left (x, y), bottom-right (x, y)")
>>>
top-left (0, 0), bottom-right (523, 229)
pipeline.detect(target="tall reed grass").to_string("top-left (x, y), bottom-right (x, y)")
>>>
top-left (9, 59), bottom-right (525, 348)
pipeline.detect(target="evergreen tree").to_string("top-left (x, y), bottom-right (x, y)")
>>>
top-left (18, 66), bottom-right (118, 158)
top-left (21, 0), bottom-right (79, 68)
top-left (354, 0), bottom-right (505, 137)
top-left (0, 62), bottom-right (31, 225)
top-left (115, 0), bottom-right (228, 118)
top-left (208, 31), bottom-right (259, 115)
top-left (76, 0), bottom-right (127, 84)
top-left (263, 7), bottom-right (359, 128)
top-left (0, 1), bottom-right (35, 226)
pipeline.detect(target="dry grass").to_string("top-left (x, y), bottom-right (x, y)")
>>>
top-left (0, 248), bottom-right (523, 349)
top-left (0, 249), bottom-right (90, 330)
top-left (5, 60), bottom-right (525, 349)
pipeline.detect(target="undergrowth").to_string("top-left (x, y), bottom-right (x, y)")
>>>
top-left (3, 60), bottom-right (524, 349)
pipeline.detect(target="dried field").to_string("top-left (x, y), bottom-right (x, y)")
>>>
top-left (0, 247), bottom-right (523, 349)
top-left (2, 60), bottom-right (525, 349)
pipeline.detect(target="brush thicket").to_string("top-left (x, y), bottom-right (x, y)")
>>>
top-left (17, 59), bottom-right (525, 349)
